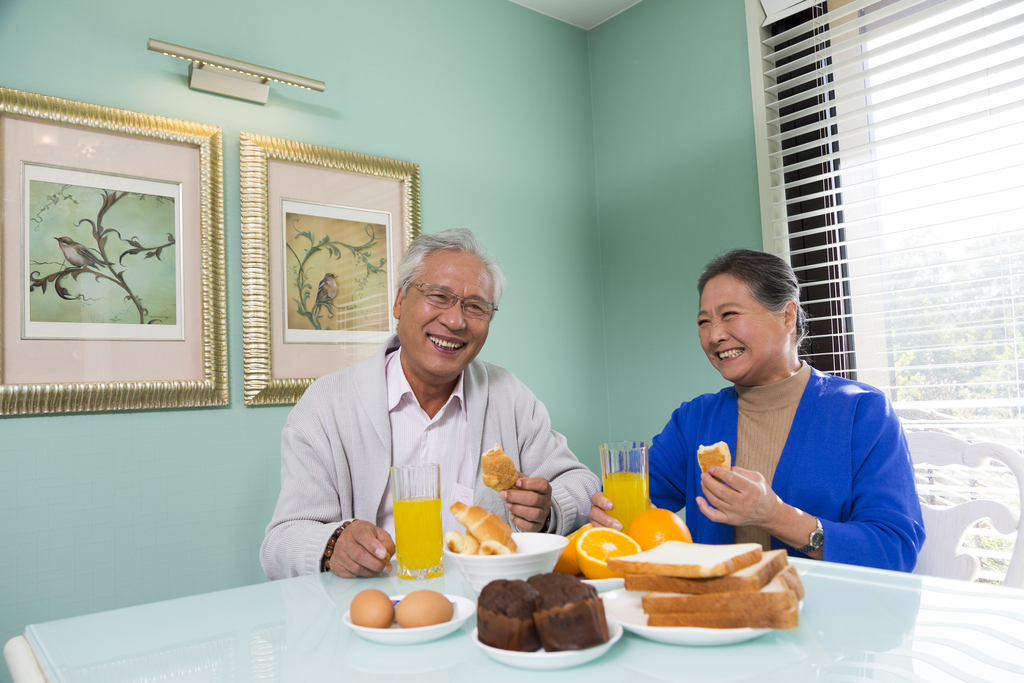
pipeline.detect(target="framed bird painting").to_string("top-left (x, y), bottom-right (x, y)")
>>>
top-left (239, 132), bottom-right (420, 405)
top-left (0, 87), bottom-right (227, 414)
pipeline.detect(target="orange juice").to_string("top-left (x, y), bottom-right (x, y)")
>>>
top-left (603, 471), bottom-right (649, 529)
top-left (393, 496), bottom-right (443, 578)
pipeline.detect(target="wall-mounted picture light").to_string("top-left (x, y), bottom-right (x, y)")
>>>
top-left (147, 39), bottom-right (325, 105)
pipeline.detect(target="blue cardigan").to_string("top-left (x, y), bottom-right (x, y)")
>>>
top-left (650, 368), bottom-right (926, 572)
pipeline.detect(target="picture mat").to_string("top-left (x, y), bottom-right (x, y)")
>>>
top-left (267, 159), bottom-right (406, 381)
top-left (23, 163), bottom-right (185, 341)
top-left (281, 199), bottom-right (394, 345)
top-left (1, 117), bottom-right (204, 384)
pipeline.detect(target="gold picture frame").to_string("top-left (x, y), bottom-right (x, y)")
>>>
top-left (0, 87), bottom-right (227, 414)
top-left (240, 132), bottom-right (420, 405)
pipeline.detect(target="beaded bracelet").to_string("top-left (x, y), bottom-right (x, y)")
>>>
top-left (321, 520), bottom-right (352, 573)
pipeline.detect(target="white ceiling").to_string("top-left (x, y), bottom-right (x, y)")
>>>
top-left (507, 0), bottom-right (645, 29)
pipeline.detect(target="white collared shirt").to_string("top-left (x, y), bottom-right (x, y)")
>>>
top-left (378, 348), bottom-right (475, 537)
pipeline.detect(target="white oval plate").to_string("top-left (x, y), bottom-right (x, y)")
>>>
top-left (343, 594), bottom-right (475, 645)
top-left (601, 589), bottom-right (771, 646)
top-left (581, 577), bottom-right (624, 593)
top-left (471, 620), bottom-right (623, 670)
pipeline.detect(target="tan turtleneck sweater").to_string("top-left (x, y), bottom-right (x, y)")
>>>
top-left (733, 362), bottom-right (811, 551)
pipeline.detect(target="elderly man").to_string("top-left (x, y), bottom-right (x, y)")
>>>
top-left (261, 229), bottom-right (600, 579)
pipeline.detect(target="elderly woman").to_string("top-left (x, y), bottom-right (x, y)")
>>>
top-left (591, 249), bottom-right (925, 572)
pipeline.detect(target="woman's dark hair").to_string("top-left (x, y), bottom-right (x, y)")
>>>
top-left (697, 249), bottom-right (808, 347)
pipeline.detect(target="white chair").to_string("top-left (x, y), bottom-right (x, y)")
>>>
top-left (4, 636), bottom-right (46, 683)
top-left (906, 431), bottom-right (1024, 588)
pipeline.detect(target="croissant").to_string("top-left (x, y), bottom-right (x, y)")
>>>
top-left (479, 540), bottom-right (513, 555)
top-left (450, 502), bottom-right (517, 553)
top-left (445, 531), bottom-right (480, 555)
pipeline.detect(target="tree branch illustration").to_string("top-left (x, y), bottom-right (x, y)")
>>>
top-left (287, 219), bottom-right (383, 331)
top-left (29, 189), bottom-right (175, 325)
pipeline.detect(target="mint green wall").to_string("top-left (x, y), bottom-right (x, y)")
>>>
top-left (0, 0), bottom-right (609, 673)
top-left (588, 0), bottom-right (764, 442)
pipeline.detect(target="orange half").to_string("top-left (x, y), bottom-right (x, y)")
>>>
top-left (553, 523), bottom-right (592, 575)
top-left (576, 527), bottom-right (642, 580)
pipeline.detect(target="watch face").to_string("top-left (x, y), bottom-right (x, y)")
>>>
top-left (800, 518), bottom-right (823, 553)
top-left (809, 520), bottom-right (824, 549)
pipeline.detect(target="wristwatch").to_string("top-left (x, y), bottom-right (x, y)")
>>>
top-left (798, 517), bottom-right (824, 554)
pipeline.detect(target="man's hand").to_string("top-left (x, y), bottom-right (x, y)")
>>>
top-left (328, 520), bottom-right (396, 578)
top-left (696, 465), bottom-right (783, 529)
top-left (588, 491), bottom-right (622, 531)
top-left (500, 475), bottom-right (552, 532)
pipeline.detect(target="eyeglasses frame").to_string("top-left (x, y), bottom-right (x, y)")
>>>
top-left (407, 282), bottom-right (498, 320)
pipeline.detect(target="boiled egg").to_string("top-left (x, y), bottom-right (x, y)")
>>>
top-left (395, 590), bottom-right (454, 628)
top-left (349, 589), bottom-right (395, 628)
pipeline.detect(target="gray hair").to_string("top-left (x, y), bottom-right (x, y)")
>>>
top-left (697, 249), bottom-right (808, 346)
top-left (396, 228), bottom-right (507, 306)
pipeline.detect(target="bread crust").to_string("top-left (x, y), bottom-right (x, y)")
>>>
top-left (624, 549), bottom-right (788, 594)
top-left (450, 502), bottom-right (517, 553)
top-left (481, 444), bottom-right (519, 491)
top-left (607, 541), bottom-right (762, 578)
top-left (647, 605), bottom-right (799, 629)
top-left (697, 441), bottom-right (731, 473)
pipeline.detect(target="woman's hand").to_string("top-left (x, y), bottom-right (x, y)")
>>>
top-left (696, 465), bottom-right (783, 529)
top-left (697, 466), bottom-right (823, 558)
top-left (588, 491), bottom-right (622, 531)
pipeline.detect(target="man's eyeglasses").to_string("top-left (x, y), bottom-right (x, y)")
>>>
top-left (409, 283), bottom-right (497, 320)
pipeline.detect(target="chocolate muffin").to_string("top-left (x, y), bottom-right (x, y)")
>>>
top-left (477, 579), bottom-right (541, 652)
top-left (527, 573), bottom-right (609, 651)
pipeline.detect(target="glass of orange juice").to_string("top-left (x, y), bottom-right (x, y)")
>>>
top-left (600, 441), bottom-right (649, 530)
top-left (391, 464), bottom-right (444, 579)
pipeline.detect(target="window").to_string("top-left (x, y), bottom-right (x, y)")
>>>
top-left (751, 0), bottom-right (1024, 451)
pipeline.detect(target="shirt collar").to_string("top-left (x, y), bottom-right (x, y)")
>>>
top-left (385, 347), bottom-right (466, 419)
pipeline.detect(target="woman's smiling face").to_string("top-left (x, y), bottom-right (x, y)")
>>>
top-left (697, 274), bottom-right (800, 387)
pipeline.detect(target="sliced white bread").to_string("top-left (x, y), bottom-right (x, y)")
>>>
top-left (607, 541), bottom-right (763, 578)
top-left (641, 565), bottom-right (802, 614)
top-left (624, 549), bottom-right (788, 594)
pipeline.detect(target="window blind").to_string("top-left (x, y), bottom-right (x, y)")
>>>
top-left (759, 0), bottom-right (1024, 448)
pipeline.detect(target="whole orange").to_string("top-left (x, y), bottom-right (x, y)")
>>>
top-left (626, 508), bottom-right (692, 551)
top-left (553, 523), bottom-right (592, 575)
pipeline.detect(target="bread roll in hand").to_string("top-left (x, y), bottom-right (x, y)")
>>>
top-left (697, 442), bottom-right (732, 474)
top-left (481, 444), bottom-right (519, 492)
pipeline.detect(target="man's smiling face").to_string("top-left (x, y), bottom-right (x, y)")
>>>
top-left (393, 250), bottom-right (493, 395)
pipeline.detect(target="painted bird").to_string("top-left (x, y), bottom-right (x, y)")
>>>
top-left (312, 273), bottom-right (338, 320)
top-left (55, 236), bottom-right (110, 269)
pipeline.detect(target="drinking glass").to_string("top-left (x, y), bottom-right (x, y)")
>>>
top-left (391, 463), bottom-right (444, 579)
top-left (600, 441), bottom-right (649, 530)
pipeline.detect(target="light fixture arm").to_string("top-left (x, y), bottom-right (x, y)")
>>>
top-left (148, 38), bottom-right (325, 104)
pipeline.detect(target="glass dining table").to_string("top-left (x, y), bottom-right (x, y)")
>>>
top-left (7, 557), bottom-right (1024, 682)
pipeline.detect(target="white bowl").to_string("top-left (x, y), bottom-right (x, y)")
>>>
top-left (444, 532), bottom-right (568, 592)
